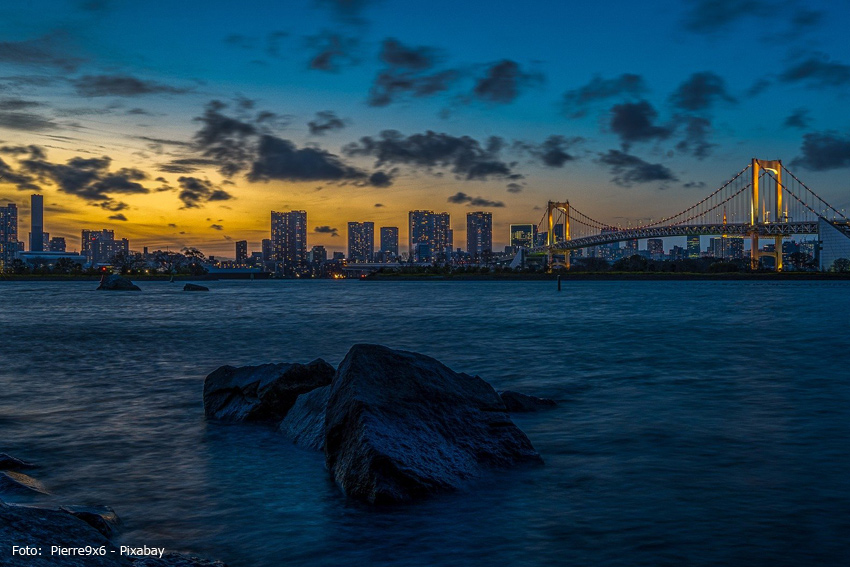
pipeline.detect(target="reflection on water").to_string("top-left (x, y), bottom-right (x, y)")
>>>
top-left (1, 280), bottom-right (849, 566)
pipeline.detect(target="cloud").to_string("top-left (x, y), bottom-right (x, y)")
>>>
top-left (157, 158), bottom-right (220, 174)
top-left (248, 134), bottom-right (375, 184)
top-left (0, 32), bottom-right (83, 71)
top-left (266, 31), bottom-right (289, 58)
top-left (109, 213), bottom-right (127, 221)
top-left (343, 130), bottom-right (521, 181)
top-left (447, 192), bottom-right (505, 207)
top-left (682, 0), bottom-right (765, 34)
top-left (517, 135), bottom-right (580, 167)
top-left (72, 75), bottom-right (192, 97)
top-left (306, 32), bottom-right (359, 72)
top-left (792, 132), bottom-right (850, 171)
top-left (315, 0), bottom-right (376, 22)
top-left (0, 98), bottom-right (43, 111)
top-left (597, 150), bottom-right (678, 186)
top-left (562, 74), bottom-right (647, 118)
top-left (0, 111), bottom-right (58, 131)
top-left (308, 110), bottom-right (346, 135)
top-left (609, 101), bottom-right (673, 147)
top-left (670, 72), bottom-right (735, 111)
top-left (224, 34), bottom-right (257, 50)
top-left (784, 108), bottom-right (810, 129)
top-left (98, 200), bottom-right (128, 211)
top-left (506, 182), bottom-right (523, 193)
top-left (0, 156), bottom-right (40, 190)
top-left (675, 116), bottom-right (715, 159)
top-left (210, 223), bottom-right (223, 230)
top-left (191, 100), bottom-right (258, 176)
top-left (177, 176), bottom-right (234, 208)
top-left (135, 135), bottom-right (191, 147)
top-left (472, 60), bottom-right (542, 104)
top-left (368, 170), bottom-right (394, 187)
top-left (313, 225), bottom-right (339, 237)
top-left (780, 55), bottom-right (850, 88)
top-left (368, 38), bottom-right (458, 106)
top-left (792, 8), bottom-right (823, 28)
top-left (374, 203), bottom-right (384, 207)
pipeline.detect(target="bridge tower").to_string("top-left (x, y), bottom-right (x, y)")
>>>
top-left (547, 201), bottom-right (570, 271)
top-left (750, 158), bottom-right (783, 270)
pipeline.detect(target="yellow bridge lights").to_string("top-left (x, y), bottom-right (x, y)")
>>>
top-left (547, 200), bottom-right (570, 272)
top-left (751, 158), bottom-right (784, 271)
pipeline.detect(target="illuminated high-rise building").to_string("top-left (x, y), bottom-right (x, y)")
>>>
top-left (81, 229), bottom-right (128, 266)
top-left (647, 238), bottom-right (664, 259)
top-left (271, 210), bottom-right (307, 276)
top-left (235, 240), bottom-right (248, 263)
top-left (0, 202), bottom-right (18, 270)
top-left (408, 210), bottom-right (451, 262)
top-left (466, 211), bottom-right (492, 262)
top-left (510, 224), bottom-right (535, 249)
top-left (29, 194), bottom-right (43, 252)
top-left (380, 227), bottom-right (399, 258)
top-left (686, 235), bottom-right (700, 259)
top-left (347, 221), bottom-right (374, 262)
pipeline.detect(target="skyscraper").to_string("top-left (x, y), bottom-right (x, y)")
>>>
top-left (261, 239), bottom-right (272, 262)
top-left (30, 194), bottom-right (43, 252)
top-left (347, 221), bottom-right (374, 262)
top-left (510, 224), bottom-right (535, 249)
top-left (466, 211), bottom-right (492, 263)
top-left (380, 227), bottom-right (399, 258)
top-left (409, 210), bottom-right (451, 262)
top-left (48, 237), bottom-right (66, 252)
top-left (271, 210), bottom-right (307, 276)
top-left (235, 240), bottom-right (248, 263)
top-left (647, 238), bottom-right (664, 259)
top-left (81, 229), bottom-right (128, 266)
top-left (0, 202), bottom-right (18, 271)
top-left (686, 235), bottom-right (700, 259)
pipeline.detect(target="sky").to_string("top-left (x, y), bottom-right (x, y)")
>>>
top-left (1, 0), bottom-right (849, 256)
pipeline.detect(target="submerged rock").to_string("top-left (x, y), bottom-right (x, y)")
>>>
top-left (279, 386), bottom-right (329, 451)
top-left (183, 284), bottom-right (209, 292)
top-left (324, 344), bottom-right (543, 504)
top-left (498, 391), bottom-right (557, 412)
top-left (0, 470), bottom-right (49, 495)
top-left (60, 505), bottom-right (121, 538)
top-left (0, 453), bottom-right (35, 470)
top-left (97, 275), bottom-right (141, 291)
top-left (203, 359), bottom-right (335, 423)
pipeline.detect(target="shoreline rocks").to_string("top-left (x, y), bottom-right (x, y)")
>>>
top-left (203, 359), bottom-right (334, 423)
top-left (183, 284), bottom-right (209, 292)
top-left (97, 275), bottom-right (141, 291)
top-left (498, 390), bottom-right (558, 412)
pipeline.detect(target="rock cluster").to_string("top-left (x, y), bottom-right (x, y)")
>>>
top-left (204, 344), bottom-right (556, 504)
top-left (97, 275), bottom-right (141, 291)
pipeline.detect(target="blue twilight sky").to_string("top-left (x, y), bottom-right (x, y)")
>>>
top-left (0, 0), bottom-right (849, 254)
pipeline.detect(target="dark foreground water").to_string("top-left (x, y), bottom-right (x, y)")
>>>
top-left (1, 279), bottom-right (849, 566)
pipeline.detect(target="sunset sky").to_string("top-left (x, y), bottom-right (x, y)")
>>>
top-left (1, 0), bottom-right (849, 256)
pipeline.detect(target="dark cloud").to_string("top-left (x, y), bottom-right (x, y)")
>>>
top-left (126, 108), bottom-right (152, 115)
top-left (177, 176), bottom-right (234, 209)
top-left (210, 223), bottom-right (223, 230)
top-left (19, 153), bottom-right (151, 200)
top-left (109, 213), bottom-right (127, 221)
top-left (308, 110), bottom-right (346, 135)
top-left (784, 108), bottom-right (810, 129)
top-left (506, 182), bottom-right (523, 193)
top-left (597, 150), bottom-right (678, 186)
top-left (0, 144), bottom-right (45, 158)
top-left (98, 200), bottom-right (128, 211)
top-left (472, 60), bottom-right (542, 104)
top-left (306, 32), bottom-right (358, 72)
top-left (368, 170), bottom-right (394, 187)
top-left (368, 38), bottom-right (458, 106)
top-left (135, 135), bottom-right (191, 147)
top-left (746, 77), bottom-right (772, 97)
top-left (609, 101), bottom-right (673, 147)
top-left (158, 158), bottom-right (220, 174)
top-left (343, 130), bottom-right (521, 181)
top-left (248, 134), bottom-right (375, 184)
top-left (315, 0), bottom-right (375, 23)
top-left (0, 111), bottom-right (57, 131)
top-left (792, 8), bottom-right (823, 28)
top-left (517, 136), bottom-right (580, 167)
top-left (675, 116), bottom-right (715, 159)
top-left (374, 203), bottom-right (384, 207)
top-left (562, 74), bottom-right (647, 118)
top-left (792, 132), bottom-right (850, 171)
top-left (780, 55), bottom-right (850, 88)
top-left (314, 225), bottom-right (339, 237)
top-left (266, 31), bottom-right (289, 58)
top-left (80, 0), bottom-right (111, 12)
top-left (0, 33), bottom-right (83, 71)
top-left (670, 72), bottom-right (735, 111)
top-left (682, 0), bottom-right (765, 34)
top-left (224, 34), bottom-right (256, 50)
top-left (0, 156), bottom-right (40, 191)
top-left (446, 192), bottom-right (505, 207)
top-left (72, 75), bottom-right (192, 97)
top-left (191, 100), bottom-right (258, 176)
top-left (683, 181), bottom-right (706, 189)
top-left (0, 98), bottom-right (43, 111)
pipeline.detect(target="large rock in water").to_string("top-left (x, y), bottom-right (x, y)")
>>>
top-left (324, 344), bottom-right (543, 504)
top-left (499, 390), bottom-right (558, 412)
top-left (204, 359), bottom-right (334, 423)
top-left (279, 385), bottom-right (329, 450)
top-left (97, 275), bottom-right (141, 291)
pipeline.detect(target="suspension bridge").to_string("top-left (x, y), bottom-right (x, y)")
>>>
top-left (531, 158), bottom-right (849, 271)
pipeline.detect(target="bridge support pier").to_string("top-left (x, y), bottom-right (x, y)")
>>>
top-left (546, 200), bottom-right (570, 273)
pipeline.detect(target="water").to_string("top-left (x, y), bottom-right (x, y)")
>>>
top-left (1, 279), bottom-right (849, 566)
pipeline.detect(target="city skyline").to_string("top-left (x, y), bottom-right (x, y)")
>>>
top-left (1, 1), bottom-right (849, 256)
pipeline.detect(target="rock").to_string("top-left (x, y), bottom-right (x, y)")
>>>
top-left (131, 552), bottom-right (228, 566)
top-left (183, 284), bottom-right (209, 292)
top-left (0, 503), bottom-right (131, 566)
top-left (324, 344), bottom-right (543, 504)
top-left (498, 390), bottom-right (557, 412)
top-left (59, 505), bottom-right (121, 538)
top-left (279, 386), bottom-right (329, 451)
top-left (97, 275), bottom-right (141, 291)
top-left (0, 470), bottom-right (49, 495)
top-left (203, 359), bottom-right (335, 423)
top-left (0, 453), bottom-right (35, 470)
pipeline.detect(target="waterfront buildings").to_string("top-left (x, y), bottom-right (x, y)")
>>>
top-left (409, 210), bottom-right (452, 262)
top-left (48, 237), bottom-right (66, 252)
top-left (82, 229), bottom-right (129, 266)
top-left (467, 211), bottom-right (493, 263)
top-left (271, 210), bottom-right (307, 276)
top-left (0, 202), bottom-right (18, 271)
top-left (235, 240), bottom-right (248, 263)
top-left (347, 221), bottom-right (375, 262)
top-left (510, 224), bottom-right (535, 249)
top-left (647, 239), bottom-right (664, 260)
top-left (380, 227), bottom-right (399, 258)
top-left (29, 194), bottom-right (44, 253)
top-left (818, 219), bottom-right (850, 271)
top-left (686, 236), bottom-right (700, 259)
